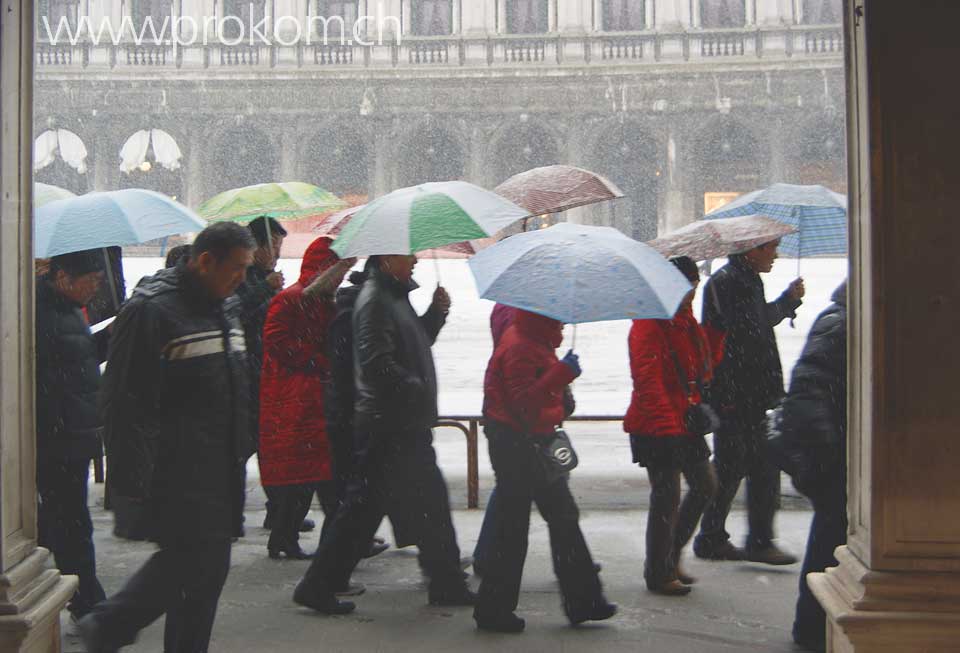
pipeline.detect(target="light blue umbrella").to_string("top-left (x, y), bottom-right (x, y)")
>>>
top-left (468, 222), bottom-right (691, 325)
top-left (703, 183), bottom-right (847, 258)
top-left (34, 189), bottom-right (206, 257)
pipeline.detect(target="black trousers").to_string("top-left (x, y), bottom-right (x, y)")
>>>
top-left (475, 424), bottom-right (602, 620)
top-left (645, 458), bottom-right (717, 585)
top-left (37, 458), bottom-right (106, 618)
top-left (87, 538), bottom-right (231, 653)
top-left (300, 429), bottom-right (464, 594)
top-left (268, 482), bottom-right (337, 551)
top-left (793, 478), bottom-right (847, 648)
top-left (696, 415), bottom-right (781, 551)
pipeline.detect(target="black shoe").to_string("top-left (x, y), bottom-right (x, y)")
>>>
top-left (268, 542), bottom-right (314, 560)
top-left (362, 539), bottom-right (390, 559)
top-left (475, 612), bottom-right (526, 633)
top-left (746, 544), bottom-right (798, 566)
top-left (76, 615), bottom-right (119, 653)
top-left (299, 518), bottom-right (316, 533)
top-left (693, 540), bottom-right (746, 561)
top-left (293, 582), bottom-right (356, 615)
top-left (567, 600), bottom-right (618, 626)
top-left (428, 585), bottom-right (477, 607)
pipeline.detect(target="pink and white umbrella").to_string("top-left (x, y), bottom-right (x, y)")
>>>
top-left (494, 165), bottom-right (624, 218)
top-left (647, 215), bottom-right (798, 262)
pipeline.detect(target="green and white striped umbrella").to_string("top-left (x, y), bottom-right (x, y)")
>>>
top-left (331, 181), bottom-right (529, 258)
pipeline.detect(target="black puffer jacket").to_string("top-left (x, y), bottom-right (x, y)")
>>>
top-left (235, 265), bottom-right (278, 435)
top-left (35, 280), bottom-right (108, 462)
top-left (352, 267), bottom-right (445, 446)
top-left (702, 255), bottom-right (802, 418)
top-left (100, 263), bottom-right (255, 541)
top-left (779, 281), bottom-right (847, 491)
top-left (325, 277), bottom-right (363, 478)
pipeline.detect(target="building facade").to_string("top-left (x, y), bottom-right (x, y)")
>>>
top-left (34, 0), bottom-right (844, 246)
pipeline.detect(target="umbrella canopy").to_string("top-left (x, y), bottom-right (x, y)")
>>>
top-left (469, 222), bottom-right (691, 324)
top-left (494, 165), bottom-right (625, 217)
top-left (198, 182), bottom-right (348, 224)
top-left (34, 189), bottom-right (206, 257)
top-left (35, 182), bottom-right (77, 207)
top-left (648, 215), bottom-right (799, 261)
top-left (704, 183), bottom-right (847, 257)
top-left (313, 203), bottom-right (364, 236)
top-left (331, 181), bottom-right (529, 258)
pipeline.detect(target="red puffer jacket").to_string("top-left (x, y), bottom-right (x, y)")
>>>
top-left (258, 238), bottom-right (339, 486)
top-left (623, 306), bottom-right (723, 437)
top-left (483, 310), bottom-right (577, 436)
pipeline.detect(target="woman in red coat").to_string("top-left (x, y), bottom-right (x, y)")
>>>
top-left (259, 237), bottom-right (354, 559)
top-left (623, 256), bottom-right (721, 595)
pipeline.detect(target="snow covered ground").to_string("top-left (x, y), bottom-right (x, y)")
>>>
top-left (120, 256), bottom-right (848, 417)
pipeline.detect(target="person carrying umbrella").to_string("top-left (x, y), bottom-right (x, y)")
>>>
top-left (692, 239), bottom-right (804, 565)
top-left (293, 254), bottom-right (475, 614)
top-left (257, 237), bottom-right (356, 560)
top-left (35, 249), bottom-right (109, 623)
top-left (624, 256), bottom-right (721, 596)
top-left (475, 308), bottom-right (616, 632)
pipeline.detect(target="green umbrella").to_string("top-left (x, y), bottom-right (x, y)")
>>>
top-left (35, 182), bottom-right (77, 207)
top-left (198, 182), bottom-right (348, 224)
top-left (331, 181), bottom-right (529, 258)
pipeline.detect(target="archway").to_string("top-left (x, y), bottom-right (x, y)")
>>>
top-left (491, 120), bottom-right (561, 186)
top-left (591, 121), bottom-right (660, 241)
top-left (33, 128), bottom-right (89, 194)
top-left (117, 128), bottom-right (185, 201)
top-left (790, 115), bottom-right (846, 193)
top-left (693, 117), bottom-right (766, 217)
top-left (396, 122), bottom-right (464, 187)
top-left (303, 125), bottom-right (371, 207)
top-left (207, 124), bottom-right (279, 195)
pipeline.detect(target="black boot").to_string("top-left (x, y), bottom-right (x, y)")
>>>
top-left (566, 598), bottom-right (618, 626)
top-left (475, 611), bottom-right (526, 633)
top-left (293, 581), bottom-right (356, 615)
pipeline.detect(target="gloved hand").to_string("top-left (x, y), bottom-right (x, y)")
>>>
top-left (560, 349), bottom-right (581, 377)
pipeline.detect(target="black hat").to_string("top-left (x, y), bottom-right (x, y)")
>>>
top-left (669, 255), bottom-right (699, 284)
top-left (49, 248), bottom-right (106, 277)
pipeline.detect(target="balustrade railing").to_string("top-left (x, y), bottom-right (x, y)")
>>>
top-left (35, 26), bottom-right (842, 72)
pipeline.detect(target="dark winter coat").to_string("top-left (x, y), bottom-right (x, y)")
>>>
top-left (702, 256), bottom-right (802, 419)
top-left (352, 267), bottom-right (446, 444)
top-left (100, 263), bottom-right (255, 541)
top-left (778, 281), bottom-right (847, 493)
top-left (236, 264), bottom-right (279, 432)
top-left (35, 280), bottom-right (108, 462)
top-left (623, 306), bottom-right (722, 437)
top-left (258, 239), bottom-right (339, 487)
top-left (325, 277), bottom-right (364, 479)
top-left (483, 311), bottom-right (577, 436)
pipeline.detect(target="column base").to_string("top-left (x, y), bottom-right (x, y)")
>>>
top-left (0, 548), bottom-right (77, 653)
top-left (809, 546), bottom-right (960, 652)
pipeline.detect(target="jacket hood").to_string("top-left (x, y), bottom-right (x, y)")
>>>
top-left (299, 237), bottom-right (338, 286)
top-left (513, 309), bottom-right (564, 349)
top-left (831, 280), bottom-right (847, 306)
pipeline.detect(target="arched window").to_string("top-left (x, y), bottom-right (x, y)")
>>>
top-left (397, 126), bottom-right (464, 187)
top-left (506, 0), bottom-right (549, 34)
top-left (603, 0), bottom-right (645, 32)
top-left (222, 0), bottom-right (266, 39)
top-left (130, 0), bottom-right (171, 29)
top-left (700, 0), bottom-right (746, 28)
top-left (36, 0), bottom-right (78, 38)
top-left (412, 0), bottom-right (453, 36)
top-left (802, 0), bottom-right (842, 24)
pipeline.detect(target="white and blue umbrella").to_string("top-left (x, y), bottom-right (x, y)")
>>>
top-left (34, 189), bottom-right (206, 257)
top-left (704, 183), bottom-right (847, 257)
top-left (468, 222), bottom-right (691, 325)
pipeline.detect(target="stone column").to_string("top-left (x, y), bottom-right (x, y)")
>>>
top-left (661, 122), bottom-right (696, 233)
top-left (809, 2), bottom-right (960, 650)
top-left (0, 2), bottom-right (78, 649)
top-left (656, 0), bottom-right (691, 29)
top-left (461, 0), bottom-right (496, 34)
top-left (557, 0), bottom-right (590, 33)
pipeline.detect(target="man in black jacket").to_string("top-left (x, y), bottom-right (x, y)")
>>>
top-left (693, 239), bottom-right (804, 565)
top-left (294, 254), bottom-right (475, 614)
top-left (780, 281), bottom-right (847, 652)
top-left (36, 249), bottom-right (109, 622)
top-left (78, 223), bottom-right (256, 653)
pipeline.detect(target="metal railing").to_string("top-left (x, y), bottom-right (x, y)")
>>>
top-left (436, 414), bottom-right (623, 509)
top-left (35, 25), bottom-right (842, 71)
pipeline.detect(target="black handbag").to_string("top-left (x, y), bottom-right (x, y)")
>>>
top-left (536, 428), bottom-right (579, 485)
top-left (669, 329), bottom-right (721, 437)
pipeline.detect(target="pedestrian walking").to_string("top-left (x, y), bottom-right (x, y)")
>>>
top-left (35, 249), bottom-right (109, 623)
top-left (693, 240), bottom-right (804, 565)
top-left (78, 223), bottom-right (257, 653)
top-left (624, 256), bottom-right (720, 596)
top-left (775, 280), bottom-right (848, 652)
top-left (293, 254), bottom-right (474, 614)
top-left (258, 237), bottom-right (354, 559)
top-left (474, 309), bottom-right (615, 633)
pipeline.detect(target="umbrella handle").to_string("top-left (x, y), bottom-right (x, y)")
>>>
top-left (432, 250), bottom-right (441, 286)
